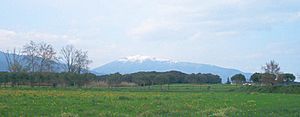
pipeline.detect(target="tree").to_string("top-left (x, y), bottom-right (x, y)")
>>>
top-left (37, 42), bottom-right (57, 72)
top-left (23, 41), bottom-right (39, 72)
top-left (231, 74), bottom-right (246, 84)
top-left (3, 48), bottom-right (26, 72)
top-left (0, 72), bottom-right (8, 87)
top-left (260, 73), bottom-right (276, 85)
top-left (226, 77), bottom-right (231, 84)
top-left (61, 45), bottom-right (76, 73)
top-left (250, 73), bottom-right (261, 83)
top-left (262, 60), bottom-right (280, 75)
top-left (278, 73), bottom-right (296, 83)
top-left (251, 73), bottom-right (296, 85)
top-left (60, 45), bottom-right (91, 74)
top-left (23, 41), bottom-right (57, 72)
top-left (106, 73), bottom-right (122, 87)
top-left (74, 50), bottom-right (91, 74)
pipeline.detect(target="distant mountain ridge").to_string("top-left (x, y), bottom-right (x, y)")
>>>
top-left (0, 51), bottom-right (64, 72)
top-left (1, 52), bottom-right (252, 83)
top-left (0, 51), bottom-right (12, 72)
top-left (92, 55), bottom-right (252, 83)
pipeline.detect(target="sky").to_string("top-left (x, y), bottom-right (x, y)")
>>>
top-left (0, 0), bottom-right (300, 79)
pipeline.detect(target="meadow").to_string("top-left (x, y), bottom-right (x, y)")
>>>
top-left (0, 84), bottom-right (299, 117)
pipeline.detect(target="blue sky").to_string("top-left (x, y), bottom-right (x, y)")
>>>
top-left (0, 0), bottom-right (300, 78)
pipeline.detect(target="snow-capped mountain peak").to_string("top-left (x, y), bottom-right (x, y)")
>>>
top-left (117, 55), bottom-right (174, 63)
top-left (93, 55), bottom-right (252, 83)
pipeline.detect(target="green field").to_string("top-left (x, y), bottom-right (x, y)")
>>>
top-left (0, 84), bottom-right (299, 117)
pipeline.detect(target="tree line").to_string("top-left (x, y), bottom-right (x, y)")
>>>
top-left (0, 41), bottom-right (94, 87)
top-left (1, 42), bottom-right (297, 88)
top-left (98, 71), bottom-right (222, 87)
top-left (0, 72), bottom-right (96, 87)
top-left (0, 70), bottom-right (221, 87)
top-left (1, 41), bottom-right (222, 87)
top-left (229, 60), bottom-right (296, 86)
top-left (3, 41), bottom-right (91, 73)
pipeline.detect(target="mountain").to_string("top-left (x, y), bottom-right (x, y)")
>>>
top-left (0, 51), bottom-right (9, 72)
top-left (93, 55), bottom-right (252, 83)
top-left (0, 51), bottom-right (64, 72)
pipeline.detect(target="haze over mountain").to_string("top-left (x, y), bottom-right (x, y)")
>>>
top-left (93, 55), bottom-right (251, 83)
top-left (0, 51), bottom-right (9, 72)
top-left (0, 51), bottom-right (64, 72)
top-left (1, 1), bottom-right (300, 79)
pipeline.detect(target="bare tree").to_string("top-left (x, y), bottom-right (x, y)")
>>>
top-left (23, 41), bottom-right (57, 72)
top-left (60, 45), bottom-right (76, 72)
top-left (74, 50), bottom-right (92, 74)
top-left (3, 48), bottom-right (25, 72)
top-left (262, 60), bottom-right (280, 75)
top-left (60, 45), bottom-right (92, 74)
top-left (37, 42), bottom-right (57, 72)
top-left (262, 60), bottom-right (281, 81)
top-left (22, 41), bottom-right (39, 72)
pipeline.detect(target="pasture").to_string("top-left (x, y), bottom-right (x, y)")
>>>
top-left (0, 84), bottom-right (299, 117)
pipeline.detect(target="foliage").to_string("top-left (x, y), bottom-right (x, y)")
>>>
top-left (226, 78), bottom-right (231, 84)
top-left (0, 72), bottom-right (96, 87)
top-left (230, 74), bottom-right (246, 84)
top-left (234, 85), bottom-right (300, 94)
top-left (98, 71), bottom-right (222, 86)
top-left (250, 73), bottom-right (295, 85)
top-left (0, 71), bottom-right (222, 88)
top-left (278, 73), bottom-right (296, 82)
top-left (250, 73), bottom-right (261, 83)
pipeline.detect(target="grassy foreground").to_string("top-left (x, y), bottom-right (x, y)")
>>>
top-left (0, 85), bottom-right (299, 117)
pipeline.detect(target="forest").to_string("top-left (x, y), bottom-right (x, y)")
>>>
top-left (0, 71), bottom-right (221, 88)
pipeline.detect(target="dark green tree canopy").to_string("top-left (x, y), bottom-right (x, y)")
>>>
top-left (99, 71), bottom-right (221, 86)
top-left (278, 73), bottom-right (296, 82)
top-left (250, 73), bottom-right (261, 83)
top-left (226, 77), bottom-right (231, 84)
top-left (249, 73), bottom-right (295, 85)
top-left (231, 74), bottom-right (246, 84)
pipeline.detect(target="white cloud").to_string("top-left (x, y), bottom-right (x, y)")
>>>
top-left (287, 11), bottom-right (300, 22)
top-left (0, 29), bottom-right (80, 51)
top-left (127, 20), bottom-right (160, 38)
top-left (1, 0), bottom-right (300, 72)
top-left (189, 31), bottom-right (239, 41)
top-left (20, 32), bottom-right (79, 45)
top-left (126, 19), bottom-right (178, 39)
top-left (0, 29), bottom-right (16, 41)
top-left (125, 0), bottom-right (298, 41)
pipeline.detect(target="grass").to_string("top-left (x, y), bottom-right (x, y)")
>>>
top-left (0, 84), bottom-right (299, 117)
top-left (234, 85), bottom-right (300, 94)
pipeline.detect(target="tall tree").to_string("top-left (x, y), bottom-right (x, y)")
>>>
top-left (61, 45), bottom-right (76, 73)
top-left (23, 41), bottom-right (39, 72)
top-left (231, 74), bottom-right (246, 84)
top-left (74, 50), bottom-right (91, 74)
top-left (3, 48), bottom-right (25, 72)
top-left (37, 42), bottom-right (57, 72)
top-left (226, 77), bottom-right (231, 84)
top-left (60, 45), bottom-right (91, 74)
top-left (262, 60), bottom-right (280, 75)
top-left (250, 73), bottom-right (261, 83)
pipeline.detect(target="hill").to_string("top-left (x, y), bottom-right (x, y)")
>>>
top-left (0, 51), bottom-right (64, 72)
top-left (93, 55), bottom-right (251, 83)
top-left (0, 51), bottom-right (11, 72)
